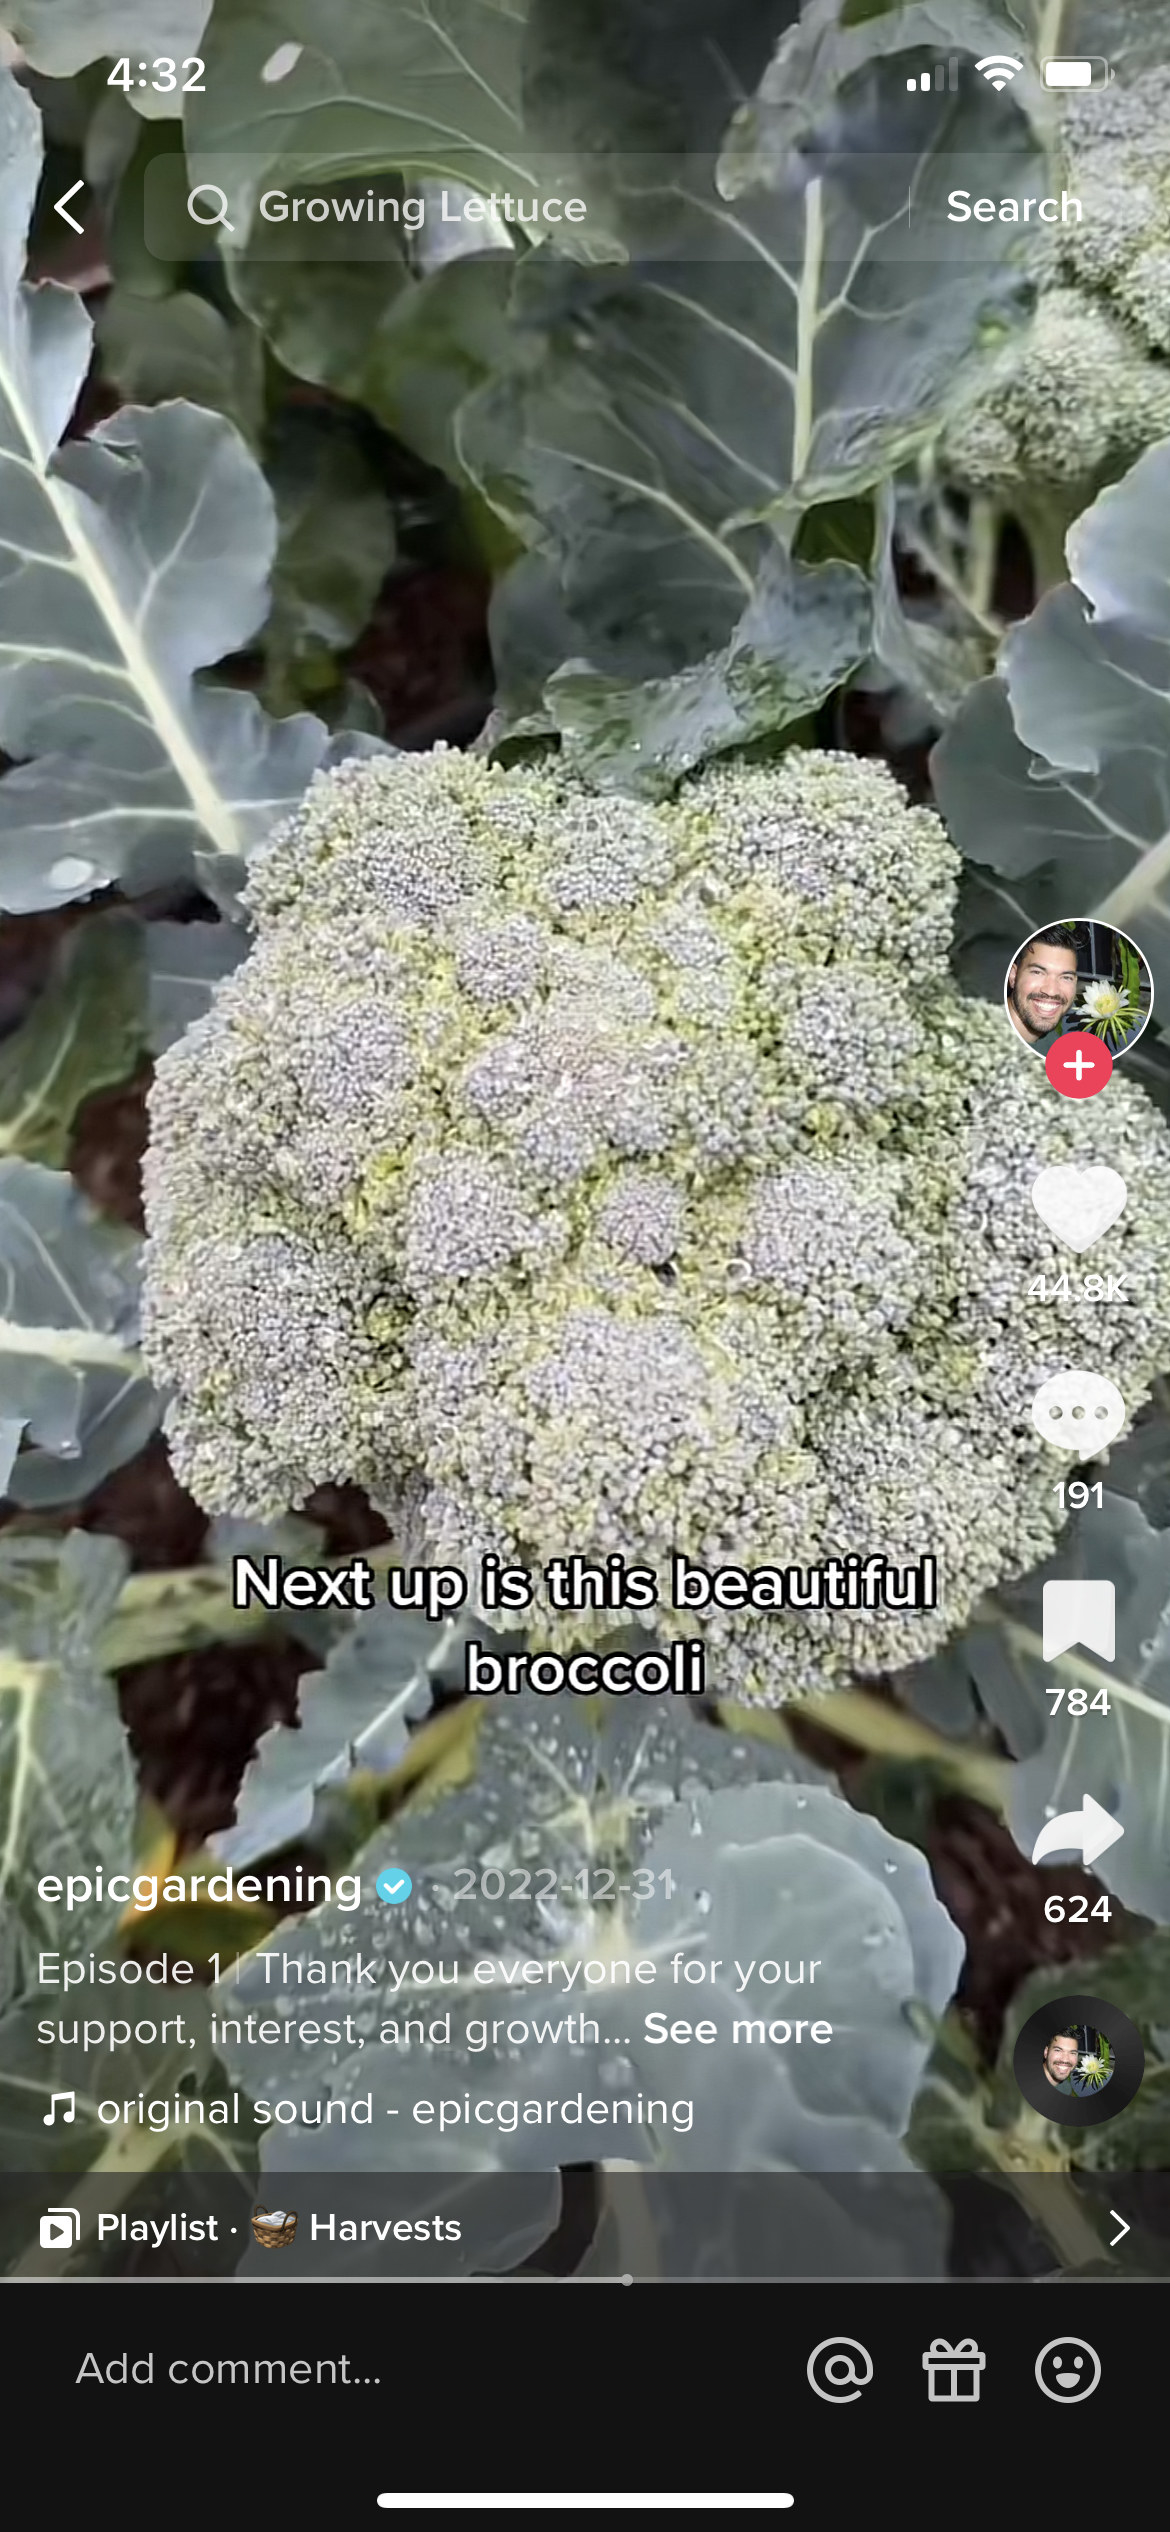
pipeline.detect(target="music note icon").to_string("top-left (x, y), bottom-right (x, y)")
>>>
top-left (43, 2091), bottom-right (76, 2126)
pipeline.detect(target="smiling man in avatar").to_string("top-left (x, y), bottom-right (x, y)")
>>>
top-left (1006, 928), bottom-right (1082, 1052)
top-left (1041, 2031), bottom-right (1082, 2094)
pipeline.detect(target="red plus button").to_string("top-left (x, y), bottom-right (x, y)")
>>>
top-left (1045, 1031), bottom-right (1114, 1098)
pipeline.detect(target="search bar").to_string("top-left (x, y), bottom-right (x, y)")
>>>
top-left (145, 153), bottom-right (566, 261)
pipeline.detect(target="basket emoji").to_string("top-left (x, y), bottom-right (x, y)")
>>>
top-left (251, 2204), bottom-right (298, 2249)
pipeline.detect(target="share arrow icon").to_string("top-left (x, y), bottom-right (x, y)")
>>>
top-left (1030, 1793), bottom-right (1124, 1867)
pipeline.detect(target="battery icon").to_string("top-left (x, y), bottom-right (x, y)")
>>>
top-left (1043, 57), bottom-right (1110, 85)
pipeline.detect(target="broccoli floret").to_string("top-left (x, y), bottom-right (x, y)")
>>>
top-left (941, 286), bottom-right (1170, 499)
top-left (1061, 66), bottom-right (1170, 354)
top-left (142, 746), bottom-right (1170, 1704)
top-left (940, 67), bottom-right (1170, 558)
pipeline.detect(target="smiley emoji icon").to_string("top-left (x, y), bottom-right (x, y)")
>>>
top-left (1035, 2337), bottom-right (1102, 2403)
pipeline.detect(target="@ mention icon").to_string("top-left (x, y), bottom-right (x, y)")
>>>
top-left (806, 2338), bottom-right (874, 2402)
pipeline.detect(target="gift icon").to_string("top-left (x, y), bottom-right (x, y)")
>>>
top-left (922, 2337), bottom-right (985, 2402)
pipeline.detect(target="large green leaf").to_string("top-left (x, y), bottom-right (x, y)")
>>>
top-left (0, 1532), bottom-right (133, 2007)
top-left (723, 0), bottom-right (1050, 181)
top-left (521, 0), bottom-right (802, 219)
top-left (227, 244), bottom-right (515, 488)
top-left (214, 1694), bottom-right (961, 2176)
top-left (933, 444), bottom-right (1170, 1006)
top-left (94, 288), bottom-right (266, 444)
top-left (211, 1604), bottom-right (438, 1867)
top-left (0, 915), bottom-right (145, 1167)
top-left (217, 0), bottom-right (798, 485)
top-left (187, 0), bottom-right (536, 220)
top-left (543, 547), bottom-right (873, 793)
top-left (0, 1162), bottom-right (159, 1507)
top-left (0, 71), bottom-right (386, 918)
top-left (262, 407), bottom-right (395, 703)
top-left (457, 63), bottom-right (1046, 685)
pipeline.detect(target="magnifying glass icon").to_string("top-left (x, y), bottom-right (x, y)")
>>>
top-left (187, 183), bottom-right (234, 231)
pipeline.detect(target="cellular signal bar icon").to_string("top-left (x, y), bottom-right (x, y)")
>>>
top-left (907, 58), bottom-right (961, 91)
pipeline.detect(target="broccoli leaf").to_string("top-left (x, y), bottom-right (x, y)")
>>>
top-left (0, 71), bottom-right (387, 919)
top-left (0, 1532), bottom-right (134, 2007)
top-left (544, 547), bottom-right (873, 793)
top-left (722, 0), bottom-right (1050, 181)
top-left (457, 58), bottom-right (1046, 686)
top-left (94, 288), bottom-right (267, 445)
top-left (227, 247), bottom-right (515, 490)
top-left (933, 445), bottom-right (1170, 1006)
top-left (186, 0), bottom-right (535, 218)
top-left (211, 1604), bottom-right (438, 1868)
top-left (263, 408), bottom-right (395, 689)
top-left (522, 0), bottom-right (802, 209)
top-left (0, 1161), bottom-right (159, 1507)
top-left (213, 1694), bottom-right (960, 2176)
top-left (146, 920), bottom-right (246, 1055)
top-left (217, 0), bottom-right (798, 481)
top-left (0, 915), bottom-right (145, 1166)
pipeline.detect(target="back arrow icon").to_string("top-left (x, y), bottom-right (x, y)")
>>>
top-left (1109, 2213), bottom-right (1130, 2247)
top-left (1030, 1792), bottom-right (1124, 1867)
top-left (54, 180), bottom-right (85, 233)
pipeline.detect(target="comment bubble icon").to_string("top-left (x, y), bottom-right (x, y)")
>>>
top-left (1030, 1370), bottom-right (1126, 1454)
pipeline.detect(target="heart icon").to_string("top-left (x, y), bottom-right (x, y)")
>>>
top-left (1031, 1165), bottom-right (1127, 1254)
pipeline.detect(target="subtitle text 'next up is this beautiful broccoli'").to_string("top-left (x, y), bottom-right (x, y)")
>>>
top-left (140, 748), bottom-right (1170, 1706)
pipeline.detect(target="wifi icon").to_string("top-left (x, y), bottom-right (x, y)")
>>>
top-left (975, 53), bottom-right (1024, 89)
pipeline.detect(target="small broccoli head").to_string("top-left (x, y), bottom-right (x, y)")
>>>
top-left (1061, 65), bottom-right (1170, 354)
top-left (142, 746), bottom-right (1170, 1703)
top-left (940, 67), bottom-right (1170, 524)
top-left (941, 285), bottom-right (1170, 503)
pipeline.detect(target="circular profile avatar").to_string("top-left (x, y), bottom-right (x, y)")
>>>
top-left (1013, 1992), bottom-right (1145, 2129)
top-left (1004, 922), bottom-right (1153, 1058)
top-left (1042, 2026), bottom-right (1112, 2098)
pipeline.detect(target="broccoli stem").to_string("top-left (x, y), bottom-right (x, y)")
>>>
top-left (1033, 0), bottom-right (1069, 62)
top-left (98, 1546), bottom-right (400, 1670)
top-left (1013, 490), bottom-right (1080, 598)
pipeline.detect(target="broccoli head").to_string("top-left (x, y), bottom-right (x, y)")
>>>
top-left (940, 66), bottom-right (1170, 537)
top-left (142, 747), bottom-right (1170, 1703)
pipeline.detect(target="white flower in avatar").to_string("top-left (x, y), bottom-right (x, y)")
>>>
top-left (1077, 981), bottom-right (1132, 1023)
